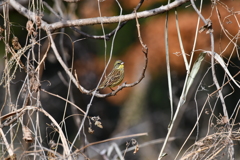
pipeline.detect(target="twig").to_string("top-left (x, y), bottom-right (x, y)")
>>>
top-left (0, 110), bottom-right (25, 128)
top-left (41, 89), bottom-right (86, 114)
top-left (0, 128), bottom-right (14, 157)
top-left (75, 132), bottom-right (148, 153)
top-left (209, 71), bottom-right (240, 97)
top-left (114, 137), bottom-right (176, 159)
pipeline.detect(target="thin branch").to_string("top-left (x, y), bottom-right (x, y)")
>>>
top-left (114, 137), bottom-right (176, 159)
top-left (41, 89), bottom-right (86, 114)
top-left (0, 128), bottom-right (14, 157)
top-left (9, 0), bottom-right (190, 30)
top-left (74, 132), bottom-right (148, 153)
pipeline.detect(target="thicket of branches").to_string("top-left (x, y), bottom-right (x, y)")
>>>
top-left (0, 0), bottom-right (240, 160)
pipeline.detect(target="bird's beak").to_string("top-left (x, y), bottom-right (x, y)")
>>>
top-left (121, 62), bottom-right (124, 64)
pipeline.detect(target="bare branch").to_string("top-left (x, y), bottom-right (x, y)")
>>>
top-left (74, 132), bottom-right (148, 154)
top-left (41, 89), bottom-right (86, 114)
top-left (50, 0), bottom-right (190, 30)
top-left (9, 0), bottom-right (190, 30)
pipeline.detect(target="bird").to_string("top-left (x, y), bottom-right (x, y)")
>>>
top-left (94, 60), bottom-right (124, 91)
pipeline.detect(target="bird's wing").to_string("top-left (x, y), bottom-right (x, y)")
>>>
top-left (107, 69), bottom-right (123, 84)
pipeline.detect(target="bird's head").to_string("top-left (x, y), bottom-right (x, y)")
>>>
top-left (114, 60), bottom-right (124, 69)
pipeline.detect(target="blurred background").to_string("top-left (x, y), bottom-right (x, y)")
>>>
top-left (0, 0), bottom-right (240, 159)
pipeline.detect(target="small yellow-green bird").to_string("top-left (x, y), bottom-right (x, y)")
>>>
top-left (96, 60), bottom-right (124, 90)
